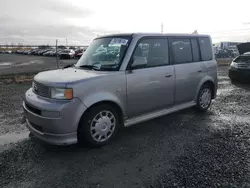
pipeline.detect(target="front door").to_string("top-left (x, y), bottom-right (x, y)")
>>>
top-left (126, 38), bottom-right (175, 118)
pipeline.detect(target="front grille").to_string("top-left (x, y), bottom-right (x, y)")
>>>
top-left (33, 82), bottom-right (50, 98)
top-left (25, 103), bottom-right (41, 115)
top-left (237, 63), bottom-right (250, 69)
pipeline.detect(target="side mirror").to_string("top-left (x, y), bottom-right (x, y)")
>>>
top-left (130, 56), bottom-right (147, 69)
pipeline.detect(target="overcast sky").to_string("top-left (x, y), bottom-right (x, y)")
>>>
top-left (1, 0), bottom-right (250, 45)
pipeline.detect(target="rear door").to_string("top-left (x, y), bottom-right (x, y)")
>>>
top-left (126, 37), bottom-right (175, 118)
top-left (171, 37), bottom-right (206, 104)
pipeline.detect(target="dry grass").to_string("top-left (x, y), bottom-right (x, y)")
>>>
top-left (217, 59), bottom-right (232, 66)
top-left (0, 74), bottom-right (34, 84)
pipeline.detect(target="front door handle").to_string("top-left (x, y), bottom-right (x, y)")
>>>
top-left (165, 74), bottom-right (172, 78)
top-left (197, 70), bottom-right (202, 73)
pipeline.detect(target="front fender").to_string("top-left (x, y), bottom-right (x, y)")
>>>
top-left (79, 92), bottom-right (126, 116)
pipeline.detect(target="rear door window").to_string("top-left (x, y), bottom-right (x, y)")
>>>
top-left (171, 39), bottom-right (192, 64)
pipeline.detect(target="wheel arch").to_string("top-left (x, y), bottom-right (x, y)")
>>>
top-left (77, 94), bottom-right (125, 133)
top-left (196, 77), bottom-right (216, 100)
top-left (77, 99), bottom-right (124, 146)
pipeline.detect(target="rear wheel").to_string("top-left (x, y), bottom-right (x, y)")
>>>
top-left (78, 104), bottom-right (120, 147)
top-left (196, 84), bottom-right (212, 112)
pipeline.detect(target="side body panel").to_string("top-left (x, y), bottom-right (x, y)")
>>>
top-left (126, 66), bottom-right (175, 118)
top-left (174, 62), bottom-right (206, 104)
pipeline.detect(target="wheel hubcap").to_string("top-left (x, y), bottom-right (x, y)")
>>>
top-left (199, 88), bottom-right (211, 109)
top-left (90, 110), bottom-right (116, 142)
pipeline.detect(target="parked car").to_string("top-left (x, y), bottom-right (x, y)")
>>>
top-left (37, 49), bottom-right (50, 55)
top-left (75, 49), bottom-right (85, 59)
top-left (229, 42), bottom-right (250, 82)
top-left (33, 49), bottom-right (44, 55)
top-left (43, 50), bottom-right (54, 56)
top-left (23, 33), bottom-right (217, 147)
top-left (0, 50), bottom-right (12, 53)
top-left (30, 49), bottom-right (40, 55)
top-left (215, 49), bottom-right (231, 58)
top-left (27, 50), bottom-right (35, 55)
top-left (59, 49), bottom-right (75, 59)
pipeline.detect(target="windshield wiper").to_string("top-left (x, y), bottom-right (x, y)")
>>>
top-left (63, 64), bottom-right (75, 69)
top-left (78, 65), bottom-right (99, 70)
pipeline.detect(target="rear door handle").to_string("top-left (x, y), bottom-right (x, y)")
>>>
top-left (197, 70), bottom-right (202, 73)
top-left (165, 74), bottom-right (172, 78)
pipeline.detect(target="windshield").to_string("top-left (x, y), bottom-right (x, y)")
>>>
top-left (76, 36), bottom-right (131, 71)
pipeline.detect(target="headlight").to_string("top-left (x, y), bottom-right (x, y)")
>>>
top-left (230, 61), bottom-right (238, 68)
top-left (51, 88), bottom-right (73, 100)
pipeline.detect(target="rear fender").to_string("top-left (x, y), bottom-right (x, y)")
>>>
top-left (195, 76), bottom-right (216, 101)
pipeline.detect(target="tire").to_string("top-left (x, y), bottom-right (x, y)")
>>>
top-left (230, 78), bottom-right (236, 84)
top-left (78, 104), bottom-right (120, 147)
top-left (196, 84), bottom-right (212, 112)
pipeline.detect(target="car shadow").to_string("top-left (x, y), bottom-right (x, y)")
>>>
top-left (231, 81), bottom-right (250, 91)
top-left (30, 107), bottom-right (212, 153)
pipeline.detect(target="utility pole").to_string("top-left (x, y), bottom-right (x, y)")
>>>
top-left (66, 38), bottom-right (68, 48)
top-left (56, 39), bottom-right (59, 69)
top-left (161, 22), bottom-right (164, 33)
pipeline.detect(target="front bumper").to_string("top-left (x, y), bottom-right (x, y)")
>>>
top-left (229, 68), bottom-right (250, 82)
top-left (25, 118), bottom-right (77, 145)
top-left (23, 88), bottom-right (87, 145)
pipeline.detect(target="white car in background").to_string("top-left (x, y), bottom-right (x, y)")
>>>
top-left (59, 49), bottom-right (75, 59)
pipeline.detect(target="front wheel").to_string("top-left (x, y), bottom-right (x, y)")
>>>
top-left (196, 85), bottom-right (212, 112)
top-left (78, 104), bottom-right (120, 147)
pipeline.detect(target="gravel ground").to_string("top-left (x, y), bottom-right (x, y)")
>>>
top-left (0, 82), bottom-right (31, 135)
top-left (0, 66), bottom-right (250, 188)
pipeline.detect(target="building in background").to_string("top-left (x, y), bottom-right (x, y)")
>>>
top-left (214, 41), bottom-right (241, 50)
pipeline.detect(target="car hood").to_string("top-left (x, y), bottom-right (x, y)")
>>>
top-left (237, 42), bottom-right (250, 55)
top-left (34, 67), bottom-right (110, 87)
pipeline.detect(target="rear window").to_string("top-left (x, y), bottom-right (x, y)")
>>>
top-left (199, 37), bottom-right (213, 61)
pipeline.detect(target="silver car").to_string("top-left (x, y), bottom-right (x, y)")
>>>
top-left (23, 33), bottom-right (217, 146)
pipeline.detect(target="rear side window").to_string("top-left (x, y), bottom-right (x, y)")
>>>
top-left (172, 39), bottom-right (192, 64)
top-left (191, 39), bottom-right (200, 62)
top-left (199, 37), bottom-right (213, 61)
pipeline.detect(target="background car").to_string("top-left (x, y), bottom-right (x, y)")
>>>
top-left (229, 42), bottom-right (250, 83)
top-left (75, 49), bottom-right (85, 59)
top-left (59, 49), bottom-right (75, 59)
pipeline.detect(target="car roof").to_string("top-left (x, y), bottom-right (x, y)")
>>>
top-left (96, 32), bottom-right (210, 39)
